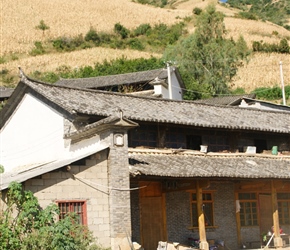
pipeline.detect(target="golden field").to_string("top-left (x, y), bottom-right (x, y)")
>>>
top-left (1, 0), bottom-right (290, 92)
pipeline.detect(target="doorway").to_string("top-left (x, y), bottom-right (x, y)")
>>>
top-left (259, 194), bottom-right (272, 234)
top-left (139, 181), bottom-right (166, 250)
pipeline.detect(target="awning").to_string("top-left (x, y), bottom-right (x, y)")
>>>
top-left (128, 149), bottom-right (290, 179)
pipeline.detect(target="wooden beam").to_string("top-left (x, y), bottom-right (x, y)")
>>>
top-left (197, 180), bottom-right (209, 250)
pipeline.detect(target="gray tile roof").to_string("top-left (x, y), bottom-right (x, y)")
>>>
top-left (0, 86), bottom-right (14, 99)
top-left (2, 74), bottom-right (290, 134)
top-left (192, 94), bottom-right (256, 106)
top-left (128, 149), bottom-right (290, 179)
top-left (55, 68), bottom-right (171, 89)
top-left (0, 145), bottom-right (109, 191)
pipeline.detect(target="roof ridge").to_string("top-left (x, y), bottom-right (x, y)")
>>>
top-left (128, 148), bottom-right (290, 160)
top-left (57, 67), bottom-right (167, 82)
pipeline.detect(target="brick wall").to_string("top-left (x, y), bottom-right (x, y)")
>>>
top-left (107, 131), bottom-right (132, 250)
top-left (24, 149), bottom-right (112, 248)
top-left (165, 181), bottom-right (239, 249)
top-left (130, 181), bottom-right (141, 243)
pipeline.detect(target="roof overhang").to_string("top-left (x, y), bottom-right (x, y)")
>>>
top-left (128, 148), bottom-right (290, 179)
top-left (0, 145), bottom-right (109, 191)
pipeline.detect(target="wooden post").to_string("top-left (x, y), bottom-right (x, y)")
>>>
top-left (271, 180), bottom-right (283, 248)
top-left (197, 180), bottom-right (209, 250)
top-left (235, 194), bottom-right (242, 247)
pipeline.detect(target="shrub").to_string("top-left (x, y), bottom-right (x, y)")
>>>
top-left (30, 41), bottom-right (45, 56)
top-left (30, 71), bottom-right (59, 83)
top-left (0, 56), bottom-right (6, 64)
top-left (237, 11), bottom-right (258, 20)
top-left (0, 182), bottom-right (94, 250)
top-left (98, 32), bottom-right (113, 43)
top-left (133, 23), bottom-right (151, 36)
top-left (52, 35), bottom-right (85, 51)
top-left (127, 38), bottom-right (145, 51)
top-left (114, 23), bottom-right (129, 39)
top-left (11, 54), bottom-right (19, 61)
top-left (253, 86), bottom-right (283, 100)
top-left (53, 37), bottom-right (72, 51)
top-left (252, 39), bottom-right (290, 54)
top-left (193, 7), bottom-right (202, 15)
top-left (278, 38), bottom-right (290, 53)
top-left (109, 39), bottom-right (125, 49)
top-left (284, 25), bottom-right (290, 31)
top-left (85, 27), bottom-right (101, 44)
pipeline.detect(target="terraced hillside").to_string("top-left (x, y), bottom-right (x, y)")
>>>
top-left (2, 0), bottom-right (290, 92)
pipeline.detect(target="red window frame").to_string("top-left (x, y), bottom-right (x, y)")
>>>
top-left (56, 200), bottom-right (87, 225)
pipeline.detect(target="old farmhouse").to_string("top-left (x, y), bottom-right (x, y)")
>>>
top-left (0, 69), bottom-right (290, 250)
top-left (55, 66), bottom-right (185, 100)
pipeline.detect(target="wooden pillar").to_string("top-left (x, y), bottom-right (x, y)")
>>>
top-left (235, 194), bottom-right (242, 247)
top-left (271, 180), bottom-right (283, 248)
top-left (196, 180), bottom-right (209, 250)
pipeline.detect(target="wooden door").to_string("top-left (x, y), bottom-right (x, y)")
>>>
top-left (139, 181), bottom-right (166, 250)
top-left (259, 194), bottom-right (273, 234)
top-left (140, 196), bottom-right (165, 250)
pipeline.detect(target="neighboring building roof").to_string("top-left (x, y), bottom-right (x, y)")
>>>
top-left (239, 97), bottom-right (290, 113)
top-left (55, 67), bottom-right (185, 90)
top-left (128, 148), bottom-right (290, 179)
top-left (1, 73), bottom-right (290, 134)
top-left (192, 94), bottom-right (256, 106)
top-left (0, 86), bottom-right (14, 99)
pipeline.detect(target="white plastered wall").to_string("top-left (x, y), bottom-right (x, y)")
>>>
top-left (0, 93), bottom-right (65, 172)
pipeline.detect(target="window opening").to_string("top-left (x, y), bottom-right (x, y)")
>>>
top-left (191, 192), bottom-right (214, 227)
top-left (278, 193), bottom-right (290, 225)
top-left (187, 135), bottom-right (202, 150)
top-left (57, 201), bottom-right (87, 225)
top-left (238, 193), bottom-right (258, 226)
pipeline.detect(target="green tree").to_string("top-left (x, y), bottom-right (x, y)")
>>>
top-left (0, 182), bottom-right (94, 250)
top-left (35, 20), bottom-right (50, 36)
top-left (163, 4), bottom-right (250, 98)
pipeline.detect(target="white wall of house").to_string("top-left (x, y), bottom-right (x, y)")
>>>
top-left (170, 70), bottom-right (183, 100)
top-left (0, 94), bottom-right (65, 172)
top-left (153, 71), bottom-right (183, 100)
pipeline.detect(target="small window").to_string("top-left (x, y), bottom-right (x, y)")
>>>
top-left (191, 192), bottom-right (214, 227)
top-left (57, 201), bottom-right (87, 225)
top-left (238, 193), bottom-right (258, 226)
top-left (278, 193), bottom-right (290, 225)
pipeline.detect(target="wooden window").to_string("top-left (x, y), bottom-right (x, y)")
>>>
top-left (203, 133), bottom-right (230, 152)
top-left (191, 192), bottom-right (214, 227)
top-left (165, 127), bottom-right (186, 149)
top-left (238, 193), bottom-right (258, 226)
top-left (129, 125), bottom-right (157, 148)
top-left (57, 201), bottom-right (87, 225)
top-left (278, 193), bottom-right (290, 225)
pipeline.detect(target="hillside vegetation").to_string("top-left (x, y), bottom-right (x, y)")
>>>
top-left (1, 0), bottom-right (290, 94)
